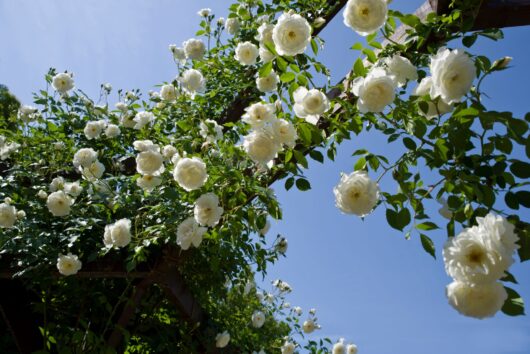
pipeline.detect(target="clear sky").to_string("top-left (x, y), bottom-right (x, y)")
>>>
top-left (1, 1), bottom-right (529, 353)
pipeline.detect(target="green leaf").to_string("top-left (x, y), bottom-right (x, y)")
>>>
top-left (353, 58), bottom-right (366, 77)
top-left (510, 161), bottom-right (530, 179)
top-left (309, 150), bottom-right (324, 163)
top-left (296, 178), bottom-right (311, 191)
top-left (310, 38), bottom-right (318, 55)
top-left (517, 228), bottom-right (530, 262)
top-left (416, 222), bottom-right (439, 231)
top-left (504, 191), bottom-right (519, 210)
top-left (280, 72), bottom-right (296, 83)
top-left (516, 191), bottom-right (530, 208)
top-left (502, 287), bottom-right (525, 316)
top-left (420, 234), bottom-right (436, 259)
top-left (386, 208), bottom-right (411, 231)
top-left (351, 42), bottom-right (363, 50)
top-left (354, 157), bottom-right (366, 171)
top-left (285, 177), bottom-right (294, 191)
top-left (501, 271), bottom-right (518, 284)
top-left (259, 61), bottom-right (273, 78)
top-left (462, 34), bottom-right (477, 47)
top-left (403, 137), bottom-right (417, 150)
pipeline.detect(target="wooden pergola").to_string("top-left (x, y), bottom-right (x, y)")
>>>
top-left (2, 1), bottom-right (529, 353)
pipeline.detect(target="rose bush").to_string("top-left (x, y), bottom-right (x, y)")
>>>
top-left (0, 0), bottom-right (529, 352)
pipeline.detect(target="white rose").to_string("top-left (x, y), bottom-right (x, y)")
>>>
top-left (302, 319), bottom-right (316, 333)
top-left (256, 23), bottom-right (274, 44)
top-left (120, 114), bottom-right (136, 128)
top-left (133, 111), bottom-right (155, 130)
top-left (383, 54), bottom-right (418, 86)
top-left (256, 71), bottom-right (279, 92)
top-left (293, 87), bottom-right (330, 125)
top-left (37, 190), bottom-right (48, 199)
top-left (173, 157), bottom-right (208, 191)
top-left (226, 18), bottom-right (240, 35)
top-left (333, 338), bottom-right (346, 354)
top-left (64, 181), bottom-right (83, 197)
top-left (343, 0), bottom-right (388, 36)
top-left (443, 225), bottom-right (512, 284)
top-left (50, 176), bottom-right (66, 192)
top-left (169, 45), bottom-right (187, 64)
top-left (347, 344), bottom-right (358, 354)
top-left (115, 102), bottom-right (128, 112)
top-left (198, 8), bottom-right (211, 17)
top-left (16, 210), bottom-right (26, 220)
top-left (160, 84), bottom-right (178, 102)
top-left (251, 310), bottom-right (265, 328)
top-left (272, 12), bottom-right (311, 56)
top-left (413, 77), bottom-right (453, 119)
top-left (0, 203), bottom-right (17, 228)
top-left (235, 41), bottom-right (259, 66)
top-left (133, 140), bottom-right (158, 152)
top-left (446, 280), bottom-right (507, 319)
top-left (82, 160), bottom-right (105, 180)
top-left (136, 150), bottom-right (165, 176)
top-left (162, 145), bottom-right (178, 160)
top-left (103, 219), bottom-right (132, 248)
top-left (84, 120), bottom-right (105, 140)
top-left (52, 72), bottom-right (75, 93)
top-left (199, 119), bottom-right (223, 143)
top-left (136, 175), bottom-right (162, 192)
top-left (105, 124), bottom-right (121, 138)
top-left (243, 129), bottom-right (281, 166)
top-left (334, 171), bottom-right (380, 217)
top-left (281, 341), bottom-right (296, 354)
top-left (47, 191), bottom-right (74, 216)
top-left (430, 48), bottom-right (476, 104)
top-left (194, 192), bottom-right (224, 227)
top-left (18, 105), bottom-right (38, 123)
top-left (215, 331), bottom-right (230, 348)
top-left (476, 213), bottom-right (519, 259)
top-left (272, 119), bottom-right (297, 148)
top-left (217, 17), bottom-right (225, 26)
top-left (179, 69), bottom-right (206, 97)
top-left (183, 38), bottom-right (206, 60)
top-left (57, 253), bottom-right (82, 276)
top-left (242, 102), bottom-right (276, 128)
top-left (351, 67), bottom-right (396, 113)
top-left (177, 216), bottom-right (207, 250)
top-left (54, 141), bottom-right (66, 150)
top-left (259, 46), bottom-right (276, 63)
top-left (293, 306), bottom-right (302, 315)
top-left (73, 148), bottom-right (98, 169)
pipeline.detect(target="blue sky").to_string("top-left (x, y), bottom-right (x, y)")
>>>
top-left (1, 1), bottom-right (529, 353)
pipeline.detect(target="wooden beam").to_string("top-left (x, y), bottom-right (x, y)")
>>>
top-left (473, 0), bottom-right (530, 29)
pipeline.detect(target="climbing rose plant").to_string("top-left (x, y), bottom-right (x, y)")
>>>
top-left (0, 0), bottom-right (529, 352)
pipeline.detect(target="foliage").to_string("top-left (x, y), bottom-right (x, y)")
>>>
top-left (0, 0), bottom-right (528, 352)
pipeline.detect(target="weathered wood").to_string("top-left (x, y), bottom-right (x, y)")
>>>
top-left (473, 0), bottom-right (530, 29)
